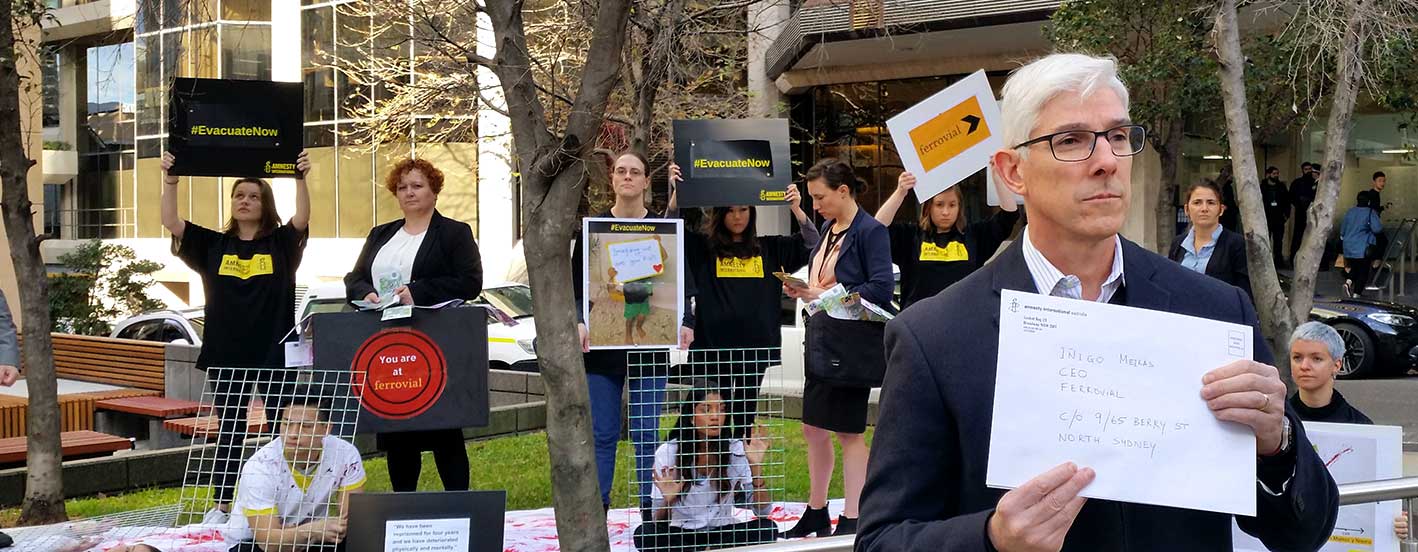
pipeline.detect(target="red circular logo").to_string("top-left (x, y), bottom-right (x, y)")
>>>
top-left (351, 328), bottom-right (447, 420)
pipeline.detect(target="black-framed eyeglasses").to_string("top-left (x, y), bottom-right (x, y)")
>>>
top-left (1013, 124), bottom-right (1147, 162)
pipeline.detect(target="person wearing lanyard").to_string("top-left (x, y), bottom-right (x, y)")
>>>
top-left (1169, 179), bottom-right (1251, 302)
top-left (344, 158), bottom-right (483, 493)
top-left (683, 185), bottom-right (818, 439)
top-left (781, 158), bottom-right (894, 538)
top-left (572, 150), bottom-right (695, 515)
top-left (161, 150), bottom-right (312, 522)
top-left (874, 171), bottom-right (1020, 311)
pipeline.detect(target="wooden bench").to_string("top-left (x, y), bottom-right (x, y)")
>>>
top-left (0, 395), bottom-right (25, 439)
top-left (165, 410), bottom-right (269, 439)
top-left (96, 396), bottom-right (202, 418)
top-left (0, 430), bottom-right (134, 464)
top-left (47, 334), bottom-right (167, 392)
top-left (96, 396), bottom-right (204, 449)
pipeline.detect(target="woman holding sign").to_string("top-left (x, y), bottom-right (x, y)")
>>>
top-left (683, 187), bottom-right (817, 439)
top-left (160, 151), bottom-right (311, 521)
top-left (573, 150), bottom-right (696, 514)
top-left (781, 158), bottom-right (893, 537)
top-left (344, 158), bottom-right (483, 493)
top-left (874, 171), bottom-right (1019, 310)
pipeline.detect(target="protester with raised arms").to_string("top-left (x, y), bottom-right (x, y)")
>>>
top-left (857, 53), bottom-right (1337, 551)
top-left (344, 158), bottom-right (483, 493)
top-left (875, 172), bottom-right (1019, 310)
top-left (572, 151), bottom-right (695, 516)
top-left (634, 380), bottom-right (777, 551)
top-left (161, 150), bottom-right (311, 523)
top-left (683, 185), bottom-right (817, 438)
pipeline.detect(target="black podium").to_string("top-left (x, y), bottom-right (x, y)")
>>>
top-left (312, 306), bottom-right (489, 434)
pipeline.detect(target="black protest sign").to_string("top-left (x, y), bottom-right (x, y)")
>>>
top-left (168, 77), bottom-right (303, 178)
top-left (673, 119), bottom-right (791, 207)
top-left (312, 306), bottom-right (489, 434)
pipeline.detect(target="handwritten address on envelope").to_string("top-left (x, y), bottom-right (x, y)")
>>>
top-left (987, 290), bottom-right (1258, 516)
top-left (606, 238), bottom-right (665, 283)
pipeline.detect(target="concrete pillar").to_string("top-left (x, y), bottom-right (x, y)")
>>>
top-left (476, 8), bottom-right (517, 281)
top-left (748, 0), bottom-right (792, 236)
top-left (57, 45), bottom-right (88, 154)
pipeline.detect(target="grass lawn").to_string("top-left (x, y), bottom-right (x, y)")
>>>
top-left (0, 418), bottom-right (872, 527)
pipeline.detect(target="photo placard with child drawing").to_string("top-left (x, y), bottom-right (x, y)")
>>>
top-left (583, 218), bottom-right (685, 350)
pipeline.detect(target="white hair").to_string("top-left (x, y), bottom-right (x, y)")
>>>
top-left (999, 53), bottom-right (1131, 153)
top-left (1290, 321), bottom-right (1345, 362)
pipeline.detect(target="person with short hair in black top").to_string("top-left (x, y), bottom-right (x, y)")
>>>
top-left (683, 185), bottom-right (818, 439)
top-left (874, 171), bottom-right (1019, 310)
top-left (1287, 321), bottom-right (1409, 539)
top-left (161, 150), bottom-right (312, 521)
top-left (344, 157), bottom-right (483, 494)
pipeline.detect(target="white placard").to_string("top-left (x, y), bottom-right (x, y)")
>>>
top-left (988, 289), bottom-right (1258, 516)
top-left (605, 237), bottom-right (666, 283)
top-left (385, 517), bottom-right (471, 552)
top-left (886, 70), bottom-right (1004, 202)
top-left (1233, 422), bottom-right (1403, 551)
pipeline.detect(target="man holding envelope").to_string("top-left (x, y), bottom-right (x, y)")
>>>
top-left (857, 53), bottom-right (1337, 551)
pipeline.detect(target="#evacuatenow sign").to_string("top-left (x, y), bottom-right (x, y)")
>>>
top-left (673, 119), bottom-right (791, 207)
top-left (167, 77), bottom-right (303, 178)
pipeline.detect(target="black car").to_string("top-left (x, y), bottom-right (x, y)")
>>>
top-left (1306, 295), bottom-right (1418, 378)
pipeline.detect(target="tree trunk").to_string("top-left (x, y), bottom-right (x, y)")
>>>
top-left (483, 0), bottom-right (631, 549)
top-left (1215, 0), bottom-right (1367, 389)
top-left (0, 0), bottom-right (67, 525)
top-left (1153, 118), bottom-right (1184, 254)
top-left (1213, 0), bottom-right (1296, 385)
top-left (1291, 2), bottom-right (1365, 332)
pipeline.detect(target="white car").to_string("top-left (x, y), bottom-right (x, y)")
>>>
top-left (110, 308), bottom-right (206, 345)
top-left (297, 280), bottom-right (540, 372)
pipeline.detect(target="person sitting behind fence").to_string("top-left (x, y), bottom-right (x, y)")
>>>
top-left (634, 380), bottom-right (777, 552)
top-left (118, 390), bottom-right (365, 552)
top-left (1287, 321), bottom-right (1409, 540)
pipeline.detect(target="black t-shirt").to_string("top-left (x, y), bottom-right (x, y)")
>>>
top-left (572, 211), bottom-right (695, 377)
top-left (175, 221), bottom-right (307, 371)
top-left (1288, 389), bottom-right (1374, 425)
top-left (888, 209), bottom-right (1019, 310)
top-left (685, 229), bottom-right (816, 350)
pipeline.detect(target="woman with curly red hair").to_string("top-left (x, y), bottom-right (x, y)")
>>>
top-left (344, 157), bottom-right (483, 492)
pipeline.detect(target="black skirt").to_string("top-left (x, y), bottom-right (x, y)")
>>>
top-left (802, 377), bottom-right (870, 434)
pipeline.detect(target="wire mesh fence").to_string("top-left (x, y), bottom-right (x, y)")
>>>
top-left (628, 348), bottom-right (785, 551)
top-left (7, 366), bottom-right (365, 552)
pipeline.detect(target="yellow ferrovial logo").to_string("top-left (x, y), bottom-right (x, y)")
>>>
top-left (218, 254), bottom-right (275, 279)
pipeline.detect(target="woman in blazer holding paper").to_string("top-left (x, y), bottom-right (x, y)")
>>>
top-left (780, 158), bottom-right (893, 538)
top-left (344, 157), bottom-right (483, 493)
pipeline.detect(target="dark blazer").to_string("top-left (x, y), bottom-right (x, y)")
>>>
top-left (1168, 226), bottom-right (1252, 302)
top-left (344, 210), bottom-right (483, 305)
top-left (809, 206), bottom-right (894, 308)
top-left (857, 238), bottom-right (1338, 552)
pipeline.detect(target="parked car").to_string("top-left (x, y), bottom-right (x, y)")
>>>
top-left (1304, 293), bottom-right (1418, 379)
top-left (110, 308), bottom-right (205, 345)
top-left (296, 280), bottom-right (540, 373)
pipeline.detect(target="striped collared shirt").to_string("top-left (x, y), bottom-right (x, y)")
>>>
top-left (1020, 226), bottom-right (1126, 303)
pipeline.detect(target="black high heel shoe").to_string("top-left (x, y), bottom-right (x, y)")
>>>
top-left (780, 506), bottom-right (831, 538)
top-left (833, 515), bottom-right (858, 536)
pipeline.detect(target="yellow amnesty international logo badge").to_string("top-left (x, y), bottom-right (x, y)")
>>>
top-left (218, 253), bottom-right (275, 279)
top-left (264, 160), bottom-right (298, 175)
top-left (909, 96), bottom-right (991, 172)
top-left (758, 189), bottom-right (786, 201)
top-left (919, 241), bottom-right (968, 262)
top-left (716, 256), bottom-right (764, 278)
